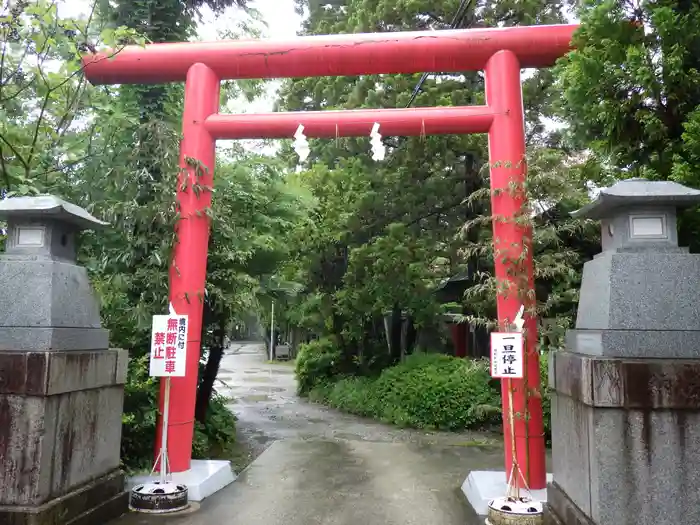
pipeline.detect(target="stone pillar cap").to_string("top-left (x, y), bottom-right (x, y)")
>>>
top-left (0, 195), bottom-right (108, 230)
top-left (571, 178), bottom-right (700, 220)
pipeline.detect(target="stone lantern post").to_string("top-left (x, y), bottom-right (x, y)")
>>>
top-left (0, 196), bottom-right (129, 524)
top-left (547, 179), bottom-right (700, 525)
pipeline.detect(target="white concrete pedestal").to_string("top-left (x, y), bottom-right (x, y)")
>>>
top-left (127, 459), bottom-right (236, 502)
top-left (461, 470), bottom-right (552, 516)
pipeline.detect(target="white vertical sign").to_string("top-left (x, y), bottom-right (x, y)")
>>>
top-left (490, 332), bottom-right (524, 379)
top-left (149, 314), bottom-right (188, 377)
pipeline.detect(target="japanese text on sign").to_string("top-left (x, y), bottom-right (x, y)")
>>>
top-left (149, 314), bottom-right (188, 377)
top-left (490, 332), bottom-right (524, 379)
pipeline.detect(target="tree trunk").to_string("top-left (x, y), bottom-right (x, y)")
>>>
top-left (195, 316), bottom-right (226, 423)
top-left (404, 317), bottom-right (417, 356)
top-left (389, 305), bottom-right (402, 364)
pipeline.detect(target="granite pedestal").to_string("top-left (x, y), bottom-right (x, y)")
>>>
top-left (0, 349), bottom-right (129, 524)
top-left (548, 352), bottom-right (700, 525)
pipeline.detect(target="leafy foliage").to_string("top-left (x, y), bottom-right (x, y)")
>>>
top-left (295, 337), bottom-right (343, 395)
top-left (121, 356), bottom-right (238, 471)
top-left (196, 153), bottom-right (308, 420)
top-left (308, 352), bottom-right (502, 431)
top-left (557, 0), bottom-right (700, 181)
top-left (299, 339), bottom-right (554, 439)
top-left (120, 356), bottom-right (160, 470)
top-left (556, 0), bottom-right (700, 249)
top-left (0, 0), bottom-right (143, 197)
top-left (81, 0), bottom-right (303, 466)
top-left (539, 351), bottom-right (552, 445)
top-left (276, 0), bottom-right (613, 447)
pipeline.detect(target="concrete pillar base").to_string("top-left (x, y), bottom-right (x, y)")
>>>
top-left (127, 459), bottom-right (236, 502)
top-left (546, 481), bottom-right (594, 525)
top-left (0, 350), bottom-right (128, 522)
top-left (549, 351), bottom-right (700, 525)
top-left (0, 469), bottom-right (127, 525)
top-left (461, 470), bottom-right (552, 516)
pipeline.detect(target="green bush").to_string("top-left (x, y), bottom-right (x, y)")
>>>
top-left (301, 342), bottom-right (554, 442)
top-left (120, 355), bottom-right (237, 472)
top-left (309, 353), bottom-right (502, 431)
top-left (192, 392), bottom-right (238, 459)
top-left (295, 337), bottom-right (343, 395)
top-left (120, 355), bottom-right (160, 471)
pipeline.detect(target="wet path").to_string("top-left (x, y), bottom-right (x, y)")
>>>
top-left (117, 341), bottom-right (504, 525)
top-left (219, 342), bottom-right (502, 462)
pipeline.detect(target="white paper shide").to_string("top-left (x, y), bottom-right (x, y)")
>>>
top-left (490, 332), bottom-right (524, 379)
top-left (149, 314), bottom-right (188, 377)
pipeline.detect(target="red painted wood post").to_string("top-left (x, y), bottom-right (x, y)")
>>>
top-left (154, 63), bottom-right (220, 473)
top-left (485, 49), bottom-right (546, 490)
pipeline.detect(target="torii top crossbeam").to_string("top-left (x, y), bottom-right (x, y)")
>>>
top-left (82, 24), bottom-right (577, 84)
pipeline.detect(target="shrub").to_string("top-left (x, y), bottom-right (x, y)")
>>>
top-left (310, 353), bottom-right (502, 431)
top-left (305, 348), bottom-right (554, 442)
top-left (120, 355), bottom-right (160, 471)
top-left (308, 376), bottom-right (376, 412)
top-left (120, 354), bottom-right (237, 472)
top-left (295, 337), bottom-right (343, 395)
top-left (192, 392), bottom-right (237, 459)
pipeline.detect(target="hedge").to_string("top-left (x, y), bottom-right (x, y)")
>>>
top-left (296, 337), bottom-right (553, 437)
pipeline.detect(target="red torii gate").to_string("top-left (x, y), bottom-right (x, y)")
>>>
top-left (83, 23), bottom-right (577, 491)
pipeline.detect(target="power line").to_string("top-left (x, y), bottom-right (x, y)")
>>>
top-left (404, 0), bottom-right (475, 109)
top-left (378, 0), bottom-right (477, 154)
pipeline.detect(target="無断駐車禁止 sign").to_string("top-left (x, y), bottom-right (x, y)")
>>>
top-left (149, 315), bottom-right (188, 377)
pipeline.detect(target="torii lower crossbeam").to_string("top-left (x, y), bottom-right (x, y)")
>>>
top-left (83, 23), bottom-right (579, 493)
top-left (204, 106), bottom-right (496, 139)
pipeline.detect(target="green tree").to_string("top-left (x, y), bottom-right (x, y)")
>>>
top-left (88, 0), bottom-right (263, 357)
top-left (557, 0), bottom-right (700, 181)
top-left (556, 0), bottom-right (700, 247)
top-left (279, 0), bottom-right (589, 368)
top-left (195, 152), bottom-right (309, 421)
top-left (75, 0), bottom-right (301, 463)
top-left (0, 0), bottom-right (142, 196)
